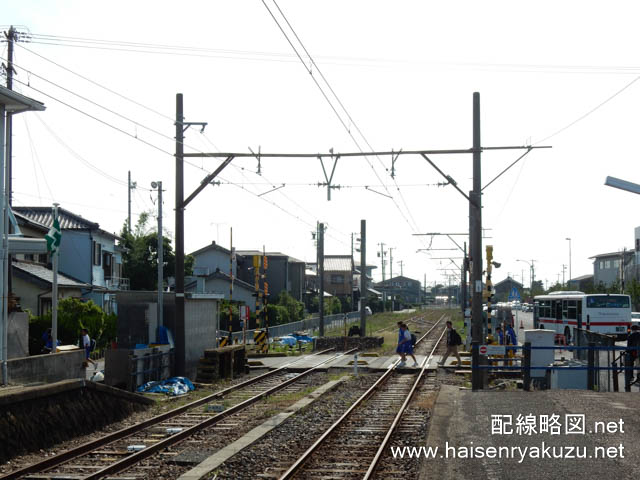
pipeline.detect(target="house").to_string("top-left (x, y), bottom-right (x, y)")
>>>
top-left (589, 250), bottom-right (634, 288)
top-left (13, 207), bottom-right (126, 312)
top-left (12, 260), bottom-right (90, 315)
top-left (188, 241), bottom-right (257, 311)
top-left (235, 250), bottom-right (305, 302)
top-left (322, 255), bottom-right (354, 297)
top-left (493, 276), bottom-right (524, 302)
top-left (374, 275), bottom-right (422, 305)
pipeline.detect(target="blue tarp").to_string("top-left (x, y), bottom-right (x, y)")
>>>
top-left (278, 333), bottom-right (314, 346)
top-left (137, 377), bottom-right (195, 396)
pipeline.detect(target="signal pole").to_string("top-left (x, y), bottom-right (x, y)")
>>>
top-left (175, 94), bottom-right (186, 375)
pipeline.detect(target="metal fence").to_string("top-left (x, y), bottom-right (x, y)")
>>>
top-left (220, 311), bottom-right (361, 344)
top-left (573, 328), bottom-right (616, 391)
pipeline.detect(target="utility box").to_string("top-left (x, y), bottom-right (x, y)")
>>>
top-left (524, 329), bottom-right (555, 378)
top-left (550, 360), bottom-right (588, 389)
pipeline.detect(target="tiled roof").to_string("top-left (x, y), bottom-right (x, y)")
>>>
top-left (324, 256), bottom-right (353, 272)
top-left (13, 261), bottom-right (90, 288)
top-left (14, 206), bottom-right (121, 240)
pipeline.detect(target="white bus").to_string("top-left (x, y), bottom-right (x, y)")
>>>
top-left (533, 291), bottom-right (631, 341)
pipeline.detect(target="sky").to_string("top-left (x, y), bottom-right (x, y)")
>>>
top-left (2, 1), bottom-right (640, 290)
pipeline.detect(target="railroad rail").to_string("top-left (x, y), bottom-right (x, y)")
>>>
top-left (278, 315), bottom-right (447, 479)
top-left (1, 348), bottom-right (351, 480)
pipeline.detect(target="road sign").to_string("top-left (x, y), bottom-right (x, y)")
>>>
top-left (508, 287), bottom-right (521, 301)
top-left (480, 344), bottom-right (506, 355)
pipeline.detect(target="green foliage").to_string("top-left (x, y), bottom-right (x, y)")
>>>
top-left (324, 296), bottom-right (342, 315)
top-left (119, 212), bottom-right (194, 290)
top-left (624, 278), bottom-right (640, 310)
top-left (266, 304), bottom-right (290, 325)
top-left (276, 291), bottom-right (305, 322)
top-left (29, 298), bottom-right (116, 354)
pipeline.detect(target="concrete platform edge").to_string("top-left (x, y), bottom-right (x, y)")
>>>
top-left (420, 384), bottom-right (459, 480)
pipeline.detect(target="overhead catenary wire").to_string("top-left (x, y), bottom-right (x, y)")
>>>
top-left (260, 0), bottom-right (422, 237)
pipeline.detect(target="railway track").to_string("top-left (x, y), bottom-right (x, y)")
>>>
top-left (275, 315), bottom-right (448, 479)
top-left (1, 348), bottom-right (353, 480)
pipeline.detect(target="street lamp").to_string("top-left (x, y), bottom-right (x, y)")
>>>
top-left (516, 259), bottom-right (536, 291)
top-left (565, 238), bottom-right (572, 287)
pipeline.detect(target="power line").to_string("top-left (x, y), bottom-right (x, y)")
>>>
top-left (261, 0), bottom-right (422, 237)
top-left (534, 74), bottom-right (640, 145)
top-left (15, 43), bottom-right (174, 122)
top-left (11, 76), bottom-right (174, 156)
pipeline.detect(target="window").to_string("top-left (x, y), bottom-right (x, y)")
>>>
top-left (613, 259), bottom-right (620, 268)
top-left (586, 295), bottom-right (630, 308)
top-left (599, 261), bottom-right (604, 270)
top-left (38, 253), bottom-right (48, 264)
top-left (330, 274), bottom-right (344, 284)
top-left (92, 241), bottom-right (102, 266)
top-left (605, 260), bottom-right (611, 269)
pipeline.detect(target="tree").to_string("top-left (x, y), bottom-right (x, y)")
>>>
top-left (119, 212), bottom-right (193, 290)
top-left (276, 291), bottom-right (305, 323)
top-left (625, 278), bottom-right (640, 311)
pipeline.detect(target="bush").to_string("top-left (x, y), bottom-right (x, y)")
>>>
top-left (29, 298), bottom-right (116, 355)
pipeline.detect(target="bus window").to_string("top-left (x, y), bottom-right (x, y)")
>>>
top-left (555, 300), bottom-right (562, 320)
top-left (568, 300), bottom-right (577, 320)
top-left (586, 295), bottom-right (630, 308)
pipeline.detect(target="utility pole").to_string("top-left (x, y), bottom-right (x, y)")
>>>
top-left (5, 27), bottom-right (16, 206)
top-left (128, 171), bottom-right (136, 234)
top-left (470, 92), bottom-right (483, 390)
top-left (388, 248), bottom-right (394, 310)
top-left (360, 219), bottom-right (367, 336)
top-left (318, 222), bottom-right (325, 336)
top-left (562, 264), bottom-right (566, 287)
top-left (378, 243), bottom-right (385, 281)
top-left (153, 181), bottom-right (163, 335)
top-left (462, 241), bottom-right (467, 311)
top-left (398, 260), bottom-right (404, 277)
top-left (174, 94), bottom-right (186, 376)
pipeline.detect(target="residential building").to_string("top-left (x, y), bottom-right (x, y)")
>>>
top-left (188, 241), bottom-right (257, 311)
top-left (322, 255), bottom-right (354, 297)
top-left (589, 250), bottom-right (634, 288)
top-left (375, 275), bottom-right (422, 304)
top-left (235, 250), bottom-right (305, 302)
top-left (12, 260), bottom-right (90, 315)
top-left (12, 207), bottom-right (125, 312)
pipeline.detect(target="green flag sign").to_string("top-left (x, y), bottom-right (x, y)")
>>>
top-left (45, 217), bottom-right (62, 253)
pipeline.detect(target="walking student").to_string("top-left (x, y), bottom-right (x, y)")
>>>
top-left (396, 323), bottom-right (418, 368)
top-left (81, 328), bottom-right (97, 369)
top-left (438, 320), bottom-right (462, 367)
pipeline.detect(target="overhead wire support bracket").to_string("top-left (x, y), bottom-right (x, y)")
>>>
top-left (318, 150), bottom-right (340, 201)
top-left (183, 155), bottom-right (235, 208)
top-left (482, 146), bottom-right (533, 191)
top-left (249, 146), bottom-right (262, 175)
top-left (364, 186), bottom-right (392, 199)
top-left (420, 153), bottom-right (472, 204)
top-left (258, 184), bottom-right (285, 197)
top-left (390, 148), bottom-right (402, 179)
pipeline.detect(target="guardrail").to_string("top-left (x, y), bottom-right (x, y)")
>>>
top-left (219, 311), bottom-right (362, 344)
top-left (470, 342), bottom-right (640, 393)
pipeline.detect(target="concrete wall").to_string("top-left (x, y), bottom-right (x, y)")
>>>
top-left (8, 312), bottom-right (29, 359)
top-left (59, 230), bottom-right (91, 284)
top-left (1, 349), bottom-right (85, 385)
top-left (288, 262), bottom-right (305, 301)
top-left (185, 298), bottom-right (218, 377)
top-left (115, 291), bottom-right (218, 379)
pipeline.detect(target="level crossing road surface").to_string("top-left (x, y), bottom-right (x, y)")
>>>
top-left (423, 385), bottom-right (638, 479)
top-left (251, 353), bottom-right (441, 371)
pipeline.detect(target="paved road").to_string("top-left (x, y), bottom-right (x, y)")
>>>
top-left (423, 386), bottom-right (639, 480)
